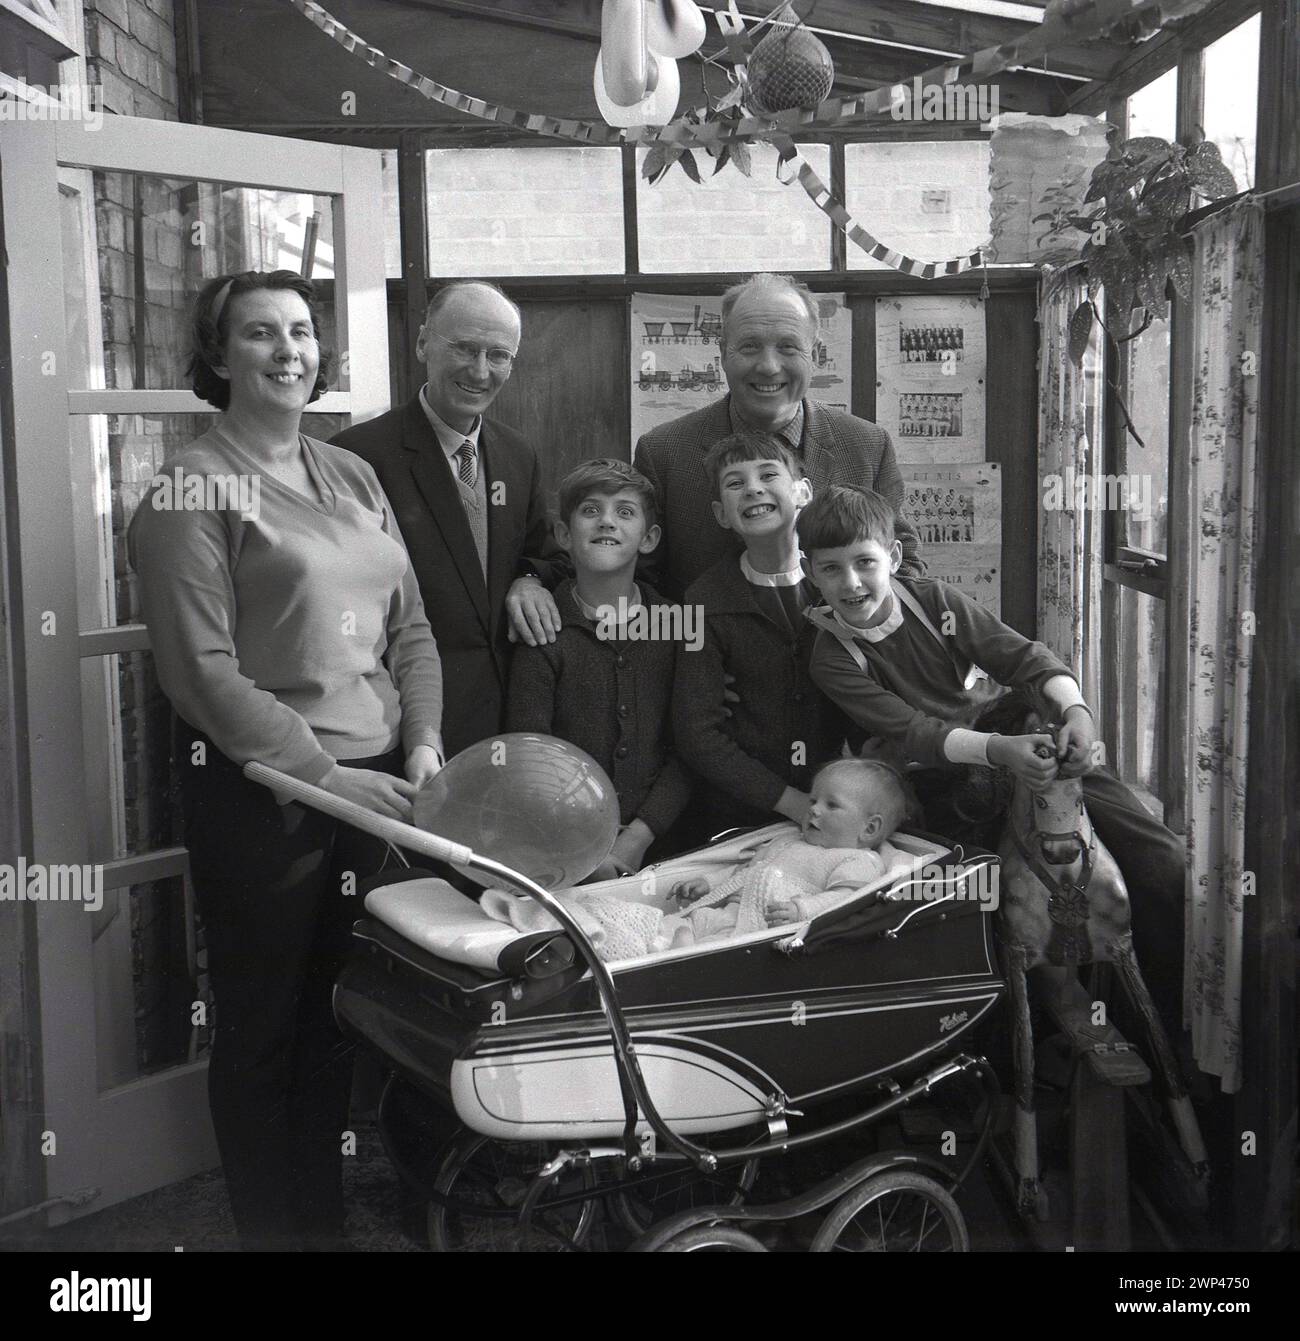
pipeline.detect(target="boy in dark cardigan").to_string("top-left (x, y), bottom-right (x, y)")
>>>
top-left (505, 459), bottom-right (691, 879)
top-left (673, 431), bottom-right (857, 843)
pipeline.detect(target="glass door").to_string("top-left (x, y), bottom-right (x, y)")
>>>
top-left (0, 114), bottom-right (389, 1219)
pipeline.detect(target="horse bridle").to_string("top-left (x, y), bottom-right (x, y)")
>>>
top-left (1010, 803), bottom-right (1096, 906)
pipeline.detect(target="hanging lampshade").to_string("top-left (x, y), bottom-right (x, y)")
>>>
top-left (644, 0), bottom-right (707, 59)
top-left (594, 49), bottom-right (681, 127)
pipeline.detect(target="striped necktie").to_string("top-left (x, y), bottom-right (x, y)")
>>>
top-left (456, 438), bottom-right (477, 487)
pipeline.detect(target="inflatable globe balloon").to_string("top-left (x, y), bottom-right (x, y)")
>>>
top-left (413, 734), bottom-right (620, 889)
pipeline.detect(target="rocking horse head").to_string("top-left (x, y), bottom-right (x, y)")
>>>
top-left (1006, 712), bottom-right (1094, 872)
top-left (998, 707), bottom-right (1131, 969)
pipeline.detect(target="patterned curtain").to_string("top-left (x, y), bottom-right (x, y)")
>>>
top-left (1036, 271), bottom-right (1103, 709)
top-left (1182, 198), bottom-right (1263, 1094)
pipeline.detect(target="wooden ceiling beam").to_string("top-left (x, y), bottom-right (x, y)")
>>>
top-left (1065, 0), bottom-right (1261, 113)
top-left (407, 0), bottom-right (1118, 80)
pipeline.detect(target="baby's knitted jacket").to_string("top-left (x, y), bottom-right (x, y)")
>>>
top-left (685, 832), bottom-right (895, 933)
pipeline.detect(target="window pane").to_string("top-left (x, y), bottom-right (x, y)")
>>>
top-left (844, 141), bottom-right (990, 272)
top-left (94, 872), bottom-right (208, 1087)
top-left (1127, 68), bottom-right (1177, 142)
top-left (1114, 586), bottom-right (1165, 803)
top-left (380, 147), bottom-right (403, 278)
top-left (1203, 13), bottom-right (1260, 191)
top-left (427, 146), bottom-right (624, 276)
top-left (637, 143), bottom-right (830, 273)
top-left (63, 173), bottom-right (339, 390)
top-left (81, 649), bottom-right (185, 866)
top-left (1122, 316), bottom-right (1170, 555)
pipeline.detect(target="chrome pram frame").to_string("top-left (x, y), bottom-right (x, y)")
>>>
top-left (246, 762), bottom-right (1003, 1252)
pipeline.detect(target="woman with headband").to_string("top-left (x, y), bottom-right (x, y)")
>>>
top-left (128, 270), bottom-right (444, 1250)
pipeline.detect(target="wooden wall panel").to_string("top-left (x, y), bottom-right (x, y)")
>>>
top-left (983, 289), bottom-right (1039, 637)
top-left (400, 285), bottom-right (1038, 633)
top-left (489, 297), bottom-right (629, 512)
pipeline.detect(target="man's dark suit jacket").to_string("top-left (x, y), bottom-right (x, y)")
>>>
top-left (333, 397), bottom-right (560, 758)
top-left (633, 395), bottom-right (924, 600)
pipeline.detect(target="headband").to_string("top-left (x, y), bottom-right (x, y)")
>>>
top-left (210, 277), bottom-right (236, 327)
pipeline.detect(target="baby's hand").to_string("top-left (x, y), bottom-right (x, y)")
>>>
top-left (766, 900), bottom-right (801, 926)
top-left (671, 877), bottom-right (710, 906)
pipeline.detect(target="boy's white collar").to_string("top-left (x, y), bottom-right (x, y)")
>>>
top-left (740, 552), bottom-right (804, 588)
top-left (829, 588), bottom-right (904, 642)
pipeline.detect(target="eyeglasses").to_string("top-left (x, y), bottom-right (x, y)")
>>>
top-left (427, 332), bottom-right (518, 371)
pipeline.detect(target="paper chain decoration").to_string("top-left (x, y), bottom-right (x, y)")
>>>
top-left (285, 0), bottom-right (1216, 279)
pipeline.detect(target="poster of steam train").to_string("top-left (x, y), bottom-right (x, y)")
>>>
top-left (629, 292), bottom-right (851, 444)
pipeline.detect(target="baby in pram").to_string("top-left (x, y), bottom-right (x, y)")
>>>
top-left (657, 759), bottom-right (912, 948)
top-left (479, 759), bottom-right (909, 960)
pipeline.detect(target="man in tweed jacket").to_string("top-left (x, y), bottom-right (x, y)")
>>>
top-left (634, 273), bottom-right (923, 599)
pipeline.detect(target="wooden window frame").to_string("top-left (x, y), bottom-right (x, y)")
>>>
top-left (1098, 7), bottom-right (1261, 829)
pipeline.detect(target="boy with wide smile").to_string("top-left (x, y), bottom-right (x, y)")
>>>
top-left (673, 430), bottom-right (856, 843)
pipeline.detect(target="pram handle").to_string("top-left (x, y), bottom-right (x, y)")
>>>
top-left (242, 759), bottom-right (720, 1176)
top-left (242, 761), bottom-right (476, 868)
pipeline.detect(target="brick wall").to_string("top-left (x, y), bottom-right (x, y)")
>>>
top-left (637, 143), bottom-right (831, 273)
top-left (424, 141), bottom-right (991, 277)
top-left (427, 146), bottom-right (626, 276)
top-left (844, 141), bottom-right (991, 271)
top-left (84, 0), bottom-right (178, 120)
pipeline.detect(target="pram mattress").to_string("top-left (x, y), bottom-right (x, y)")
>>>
top-left (335, 828), bottom-right (1004, 1140)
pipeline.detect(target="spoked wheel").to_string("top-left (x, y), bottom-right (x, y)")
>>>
top-left (811, 1171), bottom-right (969, 1252)
top-left (427, 1133), bottom-right (598, 1252)
top-left (612, 1140), bottom-right (761, 1236)
top-left (657, 1225), bottom-right (769, 1252)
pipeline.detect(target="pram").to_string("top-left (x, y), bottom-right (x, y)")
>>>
top-left (247, 762), bottom-right (1006, 1252)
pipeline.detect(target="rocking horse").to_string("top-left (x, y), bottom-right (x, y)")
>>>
top-left (996, 720), bottom-right (1209, 1219)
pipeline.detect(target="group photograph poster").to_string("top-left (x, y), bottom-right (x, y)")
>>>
top-left (901, 462), bottom-right (1003, 615)
top-left (875, 295), bottom-right (987, 464)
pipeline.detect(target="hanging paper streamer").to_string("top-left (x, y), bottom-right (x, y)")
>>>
top-left (286, 0), bottom-right (1220, 149)
top-left (769, 132), bottom-right (985, 276)
top-left (284, 0), bottom-right (1222, 276)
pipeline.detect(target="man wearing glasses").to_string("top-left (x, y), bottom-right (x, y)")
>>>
top-left (334, 281), bottom-right (562, 758)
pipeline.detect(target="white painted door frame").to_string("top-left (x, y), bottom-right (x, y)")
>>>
top-left (0, 113), bottom-right (389, 1220)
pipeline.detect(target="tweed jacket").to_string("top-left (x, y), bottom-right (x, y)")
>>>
top-left (633, 395), bottom-right (924, 600)
top-left (333, 397), bottom-right (563, 758)
top-left (673, 555), bottom-right (857, 827)
top-left (504, 580), bottom-right (691, 838)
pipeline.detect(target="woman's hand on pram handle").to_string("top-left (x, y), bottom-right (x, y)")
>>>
top-left (320, 764), bottom-right (417, 821)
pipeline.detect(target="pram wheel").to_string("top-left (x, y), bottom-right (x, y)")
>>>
top-left (811, 1170), bottom-right (969, 1252)
top-left (656, 1225), bottom-right (769, 1252)
top-left (427, 1133), bottom-right (598, 1252)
